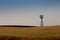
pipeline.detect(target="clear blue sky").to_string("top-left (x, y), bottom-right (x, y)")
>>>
top-left (0, 0), bottom-right (60, 26)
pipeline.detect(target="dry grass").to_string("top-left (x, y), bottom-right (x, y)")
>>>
top-left (0, 25), bottom-right (60, 40)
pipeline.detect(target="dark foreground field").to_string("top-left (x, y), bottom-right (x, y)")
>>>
top-left (0, 25), bottom-right (60, 40)
top-left (0, 36), bottom-right (60, 40)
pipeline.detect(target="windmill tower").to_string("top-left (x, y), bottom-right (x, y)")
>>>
top-left (40, 15), bottom-right (44, 27)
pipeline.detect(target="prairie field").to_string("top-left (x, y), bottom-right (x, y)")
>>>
top-left (0, 25), bottom-right (60, 40)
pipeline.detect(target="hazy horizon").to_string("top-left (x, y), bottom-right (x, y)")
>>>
top-left (0, 0), bottom-right (60, 26)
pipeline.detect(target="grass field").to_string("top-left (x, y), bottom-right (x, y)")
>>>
top-left (0, 25), bottom-right (60, 40)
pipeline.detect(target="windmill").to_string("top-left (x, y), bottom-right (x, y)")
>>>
top-left (40, 15), bottom-right (44, 27)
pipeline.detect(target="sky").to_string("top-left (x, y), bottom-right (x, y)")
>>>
top-left (0, 0), bottom-right (60, 26)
